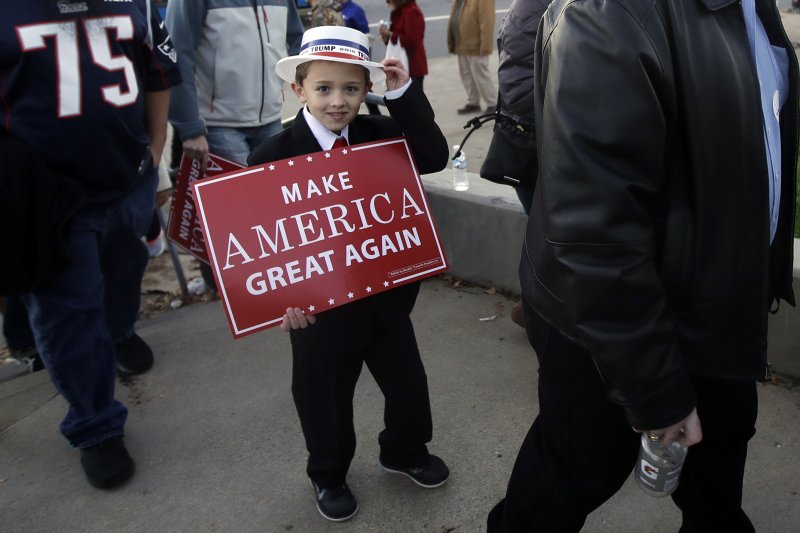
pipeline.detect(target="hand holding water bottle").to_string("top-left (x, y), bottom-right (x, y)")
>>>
top-left (634, 407), bottom-right (702, 497)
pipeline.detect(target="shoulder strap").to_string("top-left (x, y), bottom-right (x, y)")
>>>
top-left (453, 112), bottom-right (497, 159)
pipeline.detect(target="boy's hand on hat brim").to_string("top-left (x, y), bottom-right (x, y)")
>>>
top-left (280, 307), bottom-right (317, 332)
top-left (382, 58), bottom-right (409, 91)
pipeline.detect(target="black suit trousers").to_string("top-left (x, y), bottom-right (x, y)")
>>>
top-left (487, 300), bottom-right (758, 532)
top-left (290, 282), bottom-right (433, 488)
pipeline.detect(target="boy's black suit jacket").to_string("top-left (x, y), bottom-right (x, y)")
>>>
top-left (247, 81), bottom-right (449, 351)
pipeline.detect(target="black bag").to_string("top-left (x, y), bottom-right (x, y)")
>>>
top-left (453, 100), bottom-right (537, 189)
top-left (480, 111), bottom-right (537, 188)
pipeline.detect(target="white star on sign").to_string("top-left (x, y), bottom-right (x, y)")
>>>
top-left (341, 149), bottom-right (349, 155)
top-left (308, 305), bottom-right (315, 312)
top-left (268, 164), bottom-right (275, 170)
top-left (325, 152), bottom-right (331, 158)
top-left (365, 286), bottom-right (372, 293)
top-left (288, 160), bottom-right (295, 166)
top-left (328, 298), bottom-right (335, 305)
top-left (383, 281), bottom-right (389, 287)
top-left (347, 292), bottom-right (354, 299)
top-left (306, 156), bottom-right (313, 162)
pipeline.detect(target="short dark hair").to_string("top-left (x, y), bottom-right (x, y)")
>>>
top-left (295, 60), bottom-right (371, 86)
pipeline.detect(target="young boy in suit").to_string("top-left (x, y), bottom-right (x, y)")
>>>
top-left (248, 25), bottom-right (450, 522)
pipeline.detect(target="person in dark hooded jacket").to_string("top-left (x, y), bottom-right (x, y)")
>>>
top-left (495, 0), bottom-right (551, 215)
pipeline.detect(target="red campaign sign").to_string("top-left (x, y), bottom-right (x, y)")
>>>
top-left (167, 153), bottom-right (244, 263)
top-left (193, 138), bottom-right (448, 338)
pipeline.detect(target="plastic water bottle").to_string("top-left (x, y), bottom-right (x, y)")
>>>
top-left (452, 145), bottom-right (469, 191)
top-left (634, 432), bottom-right (688, 497)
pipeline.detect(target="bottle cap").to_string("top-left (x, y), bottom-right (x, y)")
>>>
top-left (646, 431), bottom-right (663, 442)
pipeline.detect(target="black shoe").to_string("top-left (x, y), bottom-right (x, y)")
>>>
top-left (9, 346), bottom-right (45, 372)
top-left (115, 333), bottom-right (154, 375)
top-left (457, 104), bottom-right (482, 115)
top-left (310, 480), bottom-right (358, 522)
top-left (379, 454), bottom-right (450, 488)
top-left (484, 105), bottom-right (497, 114)
top-left (80, 436), bottom-right (135, 489)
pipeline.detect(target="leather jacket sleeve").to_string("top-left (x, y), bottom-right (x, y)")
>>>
top-left (533, 1), bottom-right (696, 429)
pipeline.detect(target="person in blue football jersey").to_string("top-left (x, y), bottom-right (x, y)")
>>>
top-left (0, 0), bottom-right (181, 489)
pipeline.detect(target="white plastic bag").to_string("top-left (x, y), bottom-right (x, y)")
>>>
top-left (384, 37), bottom-right (409, 71)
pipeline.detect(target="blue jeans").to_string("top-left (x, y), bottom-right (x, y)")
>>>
top-left (206, 121), bottom-right (283, 165)
top-left (20, 167), bottom-right (157, 448)
top-left (102, 165), bottom-right (157, 341)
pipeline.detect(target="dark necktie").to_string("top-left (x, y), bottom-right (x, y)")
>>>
top-left (331, 136), bottom-right (348, 149)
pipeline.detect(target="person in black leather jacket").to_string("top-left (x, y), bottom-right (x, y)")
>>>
top-left (488, 1), bottom-right (798, 531)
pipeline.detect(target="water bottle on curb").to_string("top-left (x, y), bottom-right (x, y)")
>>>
top-left (452, 145), bottom-right (469, 191)
top-left (634, 431), bottom-right (688, 497)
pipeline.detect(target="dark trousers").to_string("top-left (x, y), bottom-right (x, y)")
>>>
top-left (9, 169), bottom-right (155, 350)
top-left (22, 209), bottom-right (128, 448)
top-left (18, 168), bottom-right (157, 447)
top-left (144, 209), bottom-right (161, 241)
top-left (4, 168), bottom-right (153, 351)
top-left (100, 169), bottom-right (155, 341)
top-left (487, 302), bottom-right (758, 532)
top-left (289, 282), bottom-right (433, 488)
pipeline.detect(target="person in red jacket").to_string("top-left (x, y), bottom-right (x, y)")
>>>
top-left (380, 0), bottom-right (428, 89)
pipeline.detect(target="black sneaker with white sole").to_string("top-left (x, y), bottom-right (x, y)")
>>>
top-left (310, 480), bottom-right (358, 522)
top-left (379, 454), bottom-right (450, 488)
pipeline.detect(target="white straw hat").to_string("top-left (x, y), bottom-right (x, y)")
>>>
top-left (275, 25), bottom-right (386, 84)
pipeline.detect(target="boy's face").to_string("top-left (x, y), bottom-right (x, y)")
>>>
top-left (292, 61), bottom-right (372, 134)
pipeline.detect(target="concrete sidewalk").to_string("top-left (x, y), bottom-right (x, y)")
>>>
top-left (2, 11), bottom-right (800, 533)
top-left (2, 278), bottom-right (799, 532)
